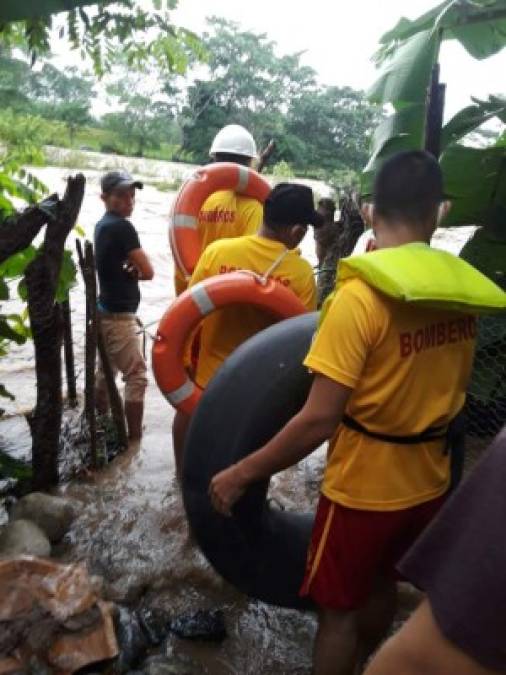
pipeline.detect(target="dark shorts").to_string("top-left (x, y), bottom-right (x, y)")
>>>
top-left (299, 494), bottom-right (445, 610)
top-left (399, 427), bottom-right (506, 671)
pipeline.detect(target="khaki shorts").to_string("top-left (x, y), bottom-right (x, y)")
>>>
top-left (96, 313), bottom-right (148, 404)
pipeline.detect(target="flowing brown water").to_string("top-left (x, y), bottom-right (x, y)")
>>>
top-left (0, 162), bottom-right (475, 672)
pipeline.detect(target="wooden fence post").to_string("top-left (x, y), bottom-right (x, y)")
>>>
top-left (76, 239), bottom-right (97, 468)
top-left (62, 296), bottom-right (78, 408)
top-left (97, 327), bottom-right (129, 451)
top-left (77, 240), bottom-right (128, 459)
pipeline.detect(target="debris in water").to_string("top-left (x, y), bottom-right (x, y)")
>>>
top-left (169, 609), bottom-right (227, 643)
top-left (0, 557), bottom-right (117, 673)
top-left (137, 607), bottom-right (171, 646)
top-left (113, 606), bottom-right (148, 673)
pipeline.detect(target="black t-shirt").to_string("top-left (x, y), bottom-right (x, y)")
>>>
top-left (94, 211), bottom-right (141, 313)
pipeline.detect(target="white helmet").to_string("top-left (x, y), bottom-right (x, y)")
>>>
top-left (209, 124), bottom-right (257, 159)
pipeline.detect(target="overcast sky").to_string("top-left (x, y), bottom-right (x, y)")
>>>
top-left (172, 0), bottom-right (505, 120)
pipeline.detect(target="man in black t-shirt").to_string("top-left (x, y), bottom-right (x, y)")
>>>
top-left (94, 170), bottom-right (154, 440)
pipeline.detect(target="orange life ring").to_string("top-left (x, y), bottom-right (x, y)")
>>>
top-left (169, 163), bottom-right (271, 280)
top-left (152, 271), bottom-right (307, 416)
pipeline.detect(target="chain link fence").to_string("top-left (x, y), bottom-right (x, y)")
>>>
top-left (464, 313), bottom-right (506, 452)
top-left (461, 227), bottom-right (506, 459)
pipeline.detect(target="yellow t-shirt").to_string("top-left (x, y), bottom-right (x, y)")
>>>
top-left (174, 190), bottom-right (263, 295)
top-left (304, 278), bottom-right (476, 511)
top-left (190, 234), bottom-right (316, 388)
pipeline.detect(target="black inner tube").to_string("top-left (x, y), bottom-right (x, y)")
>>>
top-left (182, 313), bottom-right (318, 609)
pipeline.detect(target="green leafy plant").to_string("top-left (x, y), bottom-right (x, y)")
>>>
top-left (0, 1), bottom-right (204, 77)
top-left (270, 161), bottom-right (295, 178)
top-left (363, 0), bottom-right (506, 228)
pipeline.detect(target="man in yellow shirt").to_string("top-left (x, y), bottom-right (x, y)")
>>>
top-left (209, 152), bottom-right (477, 675)
top-left (172, 183), bottom-right (320, 476)
top-left (174, 124), bottom-right (263, 296)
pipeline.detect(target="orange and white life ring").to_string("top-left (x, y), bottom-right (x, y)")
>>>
top-left (152, 271), bottom-right (307, 416)
top-left (169, 163), bottom-right (271, 280)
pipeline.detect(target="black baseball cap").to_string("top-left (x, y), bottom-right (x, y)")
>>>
top-left (264, 183), bottom-right (324, 228)
top-left (101, 170), bottom-right (143, 194)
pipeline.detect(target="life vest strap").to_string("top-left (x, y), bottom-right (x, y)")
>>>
top-left (341, 414), bottom-right (449, 445)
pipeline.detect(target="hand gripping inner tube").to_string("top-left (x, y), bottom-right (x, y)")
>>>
top-left (152, 272), bottom-right (308, 416)
top-left (182, 312), bottom-right (318, 609)
top-left (169, 162), bottom-right (271, 279)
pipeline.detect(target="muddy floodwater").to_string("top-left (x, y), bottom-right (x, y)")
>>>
top-left (0, 162), bottom-right (476, 673)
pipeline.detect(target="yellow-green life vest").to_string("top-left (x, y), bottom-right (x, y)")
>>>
top-left (319, 242), bottom-right (506, 328)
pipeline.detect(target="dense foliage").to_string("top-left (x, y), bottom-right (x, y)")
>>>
top-left (363, 0), bottom-right (506, 227)
top-left (178, 18), bottom-right (382, 178)
top-left (0, 17), bottom-right (381, 178)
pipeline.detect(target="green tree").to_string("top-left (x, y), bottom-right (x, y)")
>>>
top-left (179, 17), bottom-right (380, 178)
top-left (285, 86), bottom-right (382, 174)
top-left (0, 48), bottom-right (35, 112)
top-left (30, 64), bottom-right (94, 144)
top-left (102, 69), bottom-right (180, 156)
top-left (180, 17), bottom-right (317, 163)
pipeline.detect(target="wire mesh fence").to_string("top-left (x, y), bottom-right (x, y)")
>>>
top-left (464, 313), bottom-right (506, 455)
top-left (460, 227), bottom-right (506, 460)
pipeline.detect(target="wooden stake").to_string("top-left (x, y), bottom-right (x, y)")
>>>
top-left (76, 239), bottom-right (98, 468)
top-left (62, 296), bottom-right (78, 408)
top-left (96, 318), bottom-right (129, 452)
top-left (77, 240), bottom-right (128, 459)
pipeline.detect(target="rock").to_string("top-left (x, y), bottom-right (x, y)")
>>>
top-left (169, 609), bottom-right (226, 643)
top-left (114, 606), bottom-right (148, 673)
top-left (0, 519), bottom-right (51, 557)
top-left (10, 492), bottom-right (76, 543)
top-left (137, 607), bottom-right (171, 646)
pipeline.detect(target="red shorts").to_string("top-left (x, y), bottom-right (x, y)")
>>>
top-left (299, 493), bottom-right (445, 610)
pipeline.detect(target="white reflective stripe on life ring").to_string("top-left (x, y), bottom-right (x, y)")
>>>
top-left (190, 284), bottom-right (216, 316)
top-left (236, 165), bottom-right (249, 192)
top-left (164, 377), bottom-right (196, 405)
top-left (172, 214), bottom-right (199, 229)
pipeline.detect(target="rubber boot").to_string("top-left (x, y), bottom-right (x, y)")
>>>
top-left (125, 400), bottom-right (144, 440)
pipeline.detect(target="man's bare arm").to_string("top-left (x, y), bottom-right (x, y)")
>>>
top-left (365, 600), bottom-right (501, 675)
top-left (127, 247), bottom-right (154, 280)
top-left (209, 375), bottom-right (352, 515)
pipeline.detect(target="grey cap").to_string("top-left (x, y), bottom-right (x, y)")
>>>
top-left (101, 170), bottom-right (143, 193)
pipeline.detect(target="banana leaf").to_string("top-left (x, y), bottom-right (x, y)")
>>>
top-left (361, 103), bottom-right (426, 195)
top-left (378, 0), bottom-right (506, 61)
top-left (441, 95), bottom-right (506, 148)
top-left (441, 144), bottom-right (506, 225)
top-left (368, 30), bottom-right (439, 106)
top-left (0, 1), bottom-right (111, 22)
top-left (363, 0), bottom-right (506, 225)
